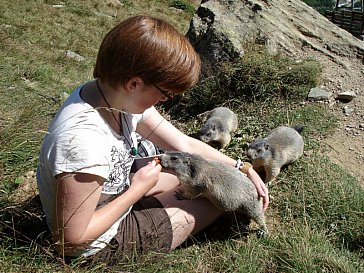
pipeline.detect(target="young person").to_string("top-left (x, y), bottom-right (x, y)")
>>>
top-left (36, 15), bottom-right (269, 261)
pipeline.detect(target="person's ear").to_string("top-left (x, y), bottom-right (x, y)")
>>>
top-left (125, 77), bottom-right (143, 92)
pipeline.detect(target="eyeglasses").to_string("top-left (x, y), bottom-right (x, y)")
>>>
top-left (154, 85), bottom-right (175, 100)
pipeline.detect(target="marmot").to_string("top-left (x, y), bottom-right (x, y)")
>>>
top-left (246, 125), bottom-right (304, 184)
top-left (198, 107), bottom-right (238, 150)
top-left (160, 151), bottom-right (268, 234)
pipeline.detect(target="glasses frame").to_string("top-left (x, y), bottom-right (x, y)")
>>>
top-left (154, 85), bottom-right (175, 100)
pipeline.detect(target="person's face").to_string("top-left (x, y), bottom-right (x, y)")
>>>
top-left (124, 77), bottom-right (176, 114)
top-left (153, 85), bottom-right (175, 100)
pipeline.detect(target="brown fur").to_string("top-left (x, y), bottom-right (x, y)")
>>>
top-left (198, 107), bottom-right (238, 150)
top-left (160, 151), bottom-right (268, 234)
top-left (247, 125), bottom-right (304, 184)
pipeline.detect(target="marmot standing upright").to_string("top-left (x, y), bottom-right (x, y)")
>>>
top-left (160, 151), bottom-right (268, 234)
top-left (198, 107), bottom-right (238, 150)
top-left (247, 125), bottom-right (304, 184)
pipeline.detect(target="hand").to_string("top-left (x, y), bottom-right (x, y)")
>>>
top-left (130, 160), bottom-right (162, 194)
top-left (247, 168), bottom-right (269, 211)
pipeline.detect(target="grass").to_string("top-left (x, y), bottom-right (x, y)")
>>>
top-left (162, 45), bottom-right (322, 120)
top-left (1, 0), bottom-right (363, 272)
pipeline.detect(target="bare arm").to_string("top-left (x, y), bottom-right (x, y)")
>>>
top-left (137, 109), bottom-right (235, 164)
top-left (137, 109), bottom-right (269, 210)
top-left (53, 161), bottom-right (162, 253)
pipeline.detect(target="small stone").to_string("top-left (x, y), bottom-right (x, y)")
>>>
top-left (65, 50), bottom-right (85, 61)
top-left (343, 106), bottom-right (354, 115)
top-left (336, 91), bottom-right (357, 102)
top-left (62, 91), bottom-right (70, 100)
top-left (307, 87), bottom-right (332, 101)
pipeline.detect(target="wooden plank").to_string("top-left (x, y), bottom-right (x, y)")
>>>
top-left (324, 9), bottom-right (364, 36)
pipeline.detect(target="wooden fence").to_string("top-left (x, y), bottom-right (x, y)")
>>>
top-left (325, 9), bottom-right (364, 38)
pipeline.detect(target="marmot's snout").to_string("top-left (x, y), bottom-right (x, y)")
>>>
top-left (160, 154), bottom-right (170, 168)
top-left (247, 140), bottom-right (269, 160)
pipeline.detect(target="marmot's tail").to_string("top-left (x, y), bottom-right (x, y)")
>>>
top-left (293, 124), bottom-right (304, 134)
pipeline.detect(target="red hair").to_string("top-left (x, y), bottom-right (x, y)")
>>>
top-left (93, 15), bottom-right (201, 93)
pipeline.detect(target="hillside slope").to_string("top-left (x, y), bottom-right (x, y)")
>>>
top-left (188, 0), bottom-right (364, 185)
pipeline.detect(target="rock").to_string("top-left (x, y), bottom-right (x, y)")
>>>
top-left (307, 87), bottom-right (332, 101)
top-left (62, 91), bottom-right (70, 100)
top-left (65, 50), bottom-right (85, 61)
top-left (336, 91), bottom-right (357, 102)
top-left (343, 105), bottom-right (354, 115)
top-left (186, 0), bottom-right (364, 67)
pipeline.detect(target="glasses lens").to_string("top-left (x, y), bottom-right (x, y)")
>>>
top-left (155, 85), bottom-right (174, 99)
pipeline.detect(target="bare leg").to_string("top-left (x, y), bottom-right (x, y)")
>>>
top-left (145, 172), bottom-right (180, 196)
top-left (155, 187), bottom-right (223, 250)
top-left (142, 172), bottom-right (223, 250)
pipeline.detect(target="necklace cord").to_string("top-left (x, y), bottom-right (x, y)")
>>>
top-left (96, 79), bottom-right (122, 132)
top-left (95, 79), bottom-right (167, 156)
top-left (96, 79), bottom-right (137, 155)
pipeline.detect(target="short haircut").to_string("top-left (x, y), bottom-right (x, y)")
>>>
top-left (93, 15), bottom-right (201, 93)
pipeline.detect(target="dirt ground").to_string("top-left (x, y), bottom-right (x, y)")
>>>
top-left (316, 53), bottom-right (364, 187)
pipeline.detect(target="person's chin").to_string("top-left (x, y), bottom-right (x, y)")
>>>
top-left (127, 107), bottom-right (148, 114)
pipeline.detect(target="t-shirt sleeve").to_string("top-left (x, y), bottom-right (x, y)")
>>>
top-left (137, 106), bottom-right (155, 123)
top-left (48, 129), bottom-right (110, 178)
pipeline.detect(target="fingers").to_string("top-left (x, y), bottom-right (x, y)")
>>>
top-left (258, 181), bottom-right (269, 211)
top-left (247, 168), bottom-right (269, 210)
top-left (256, 184), bottom-right (266, 197)
top-left (147, 159), bottom-right (162, 170)
top-left (262, 191), bottom-right (269, 211)
top-left (248, 169), bottom-right (266, 196)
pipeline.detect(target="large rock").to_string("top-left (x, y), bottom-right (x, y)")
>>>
top-left (187, 0), bottom-right (364, 64)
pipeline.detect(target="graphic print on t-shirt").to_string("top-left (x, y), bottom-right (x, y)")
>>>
top-left (102, 146), bottom-right (133, 194)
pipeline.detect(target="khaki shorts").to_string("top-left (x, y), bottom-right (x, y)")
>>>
top-left (92, 196), bottom-right (173, 262)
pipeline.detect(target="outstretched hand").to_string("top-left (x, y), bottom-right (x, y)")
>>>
top-left (131, 160), bottom-right (162, 194)
top-left (247, 168), bottom-right (269, 211)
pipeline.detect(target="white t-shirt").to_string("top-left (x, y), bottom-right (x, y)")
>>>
top-left (36, 82), bottom-right (153, 256)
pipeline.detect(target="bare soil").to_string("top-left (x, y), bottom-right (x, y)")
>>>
top-left (315, 52), bottom-right (364, 187)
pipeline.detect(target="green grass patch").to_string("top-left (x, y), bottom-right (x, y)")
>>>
top-left (164, 44), bottom-right (322, 119)
top-left (274, 151), bottom-right (364, 252)
top-left (171, 0), bottom-right (196, 15)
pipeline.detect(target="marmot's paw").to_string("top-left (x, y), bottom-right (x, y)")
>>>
top-left (175, 189), bottom-right (187, 200)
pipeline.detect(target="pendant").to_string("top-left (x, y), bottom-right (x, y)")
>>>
top-left (131, 147), bottom-right (138, 156)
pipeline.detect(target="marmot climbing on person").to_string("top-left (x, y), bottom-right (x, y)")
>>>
top-left (160, 151), bottom-right (268, 234)
top-left (246, 125), bottom-right (304, 184)
top-left (198, 107), bottom-right (238, 150)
